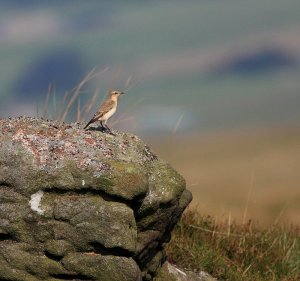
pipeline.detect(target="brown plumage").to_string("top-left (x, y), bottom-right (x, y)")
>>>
top-left (84, 90), bottom-right (124, 130)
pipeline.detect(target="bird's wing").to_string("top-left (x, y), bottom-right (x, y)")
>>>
top-left (92, 99), bottom-right (115, 120)
top-left (84, 99), bottom-right (115, 129)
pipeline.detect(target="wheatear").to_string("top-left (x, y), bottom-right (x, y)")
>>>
top-left (84, 90), bottom-right (125, 131)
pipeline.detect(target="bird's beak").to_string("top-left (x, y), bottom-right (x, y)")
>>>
top-left (121, 92), bottom-right (125, 95)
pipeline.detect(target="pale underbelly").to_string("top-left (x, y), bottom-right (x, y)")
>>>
top-left (100, 106), bottom-right (116, 122)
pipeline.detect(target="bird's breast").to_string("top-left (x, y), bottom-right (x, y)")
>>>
top-left (101, 105), bottom-right (117, 121)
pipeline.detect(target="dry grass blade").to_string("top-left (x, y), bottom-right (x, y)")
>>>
top-left (172, 114), bottom-right (184, 134)
top-left (124, 75), bottom-right (146, 92)
top-left (188, 224), bottom-right (244, 238)
top-left (124, 76), bottom-right (132, 89)
top-left (76, 97), bottom-right (81, 122)
top-left (57, 91), bottom-right (70, 121)
top-left (227, 212), bottom-right (232, 238)
top-left (283, 238), bottom-right (297, 261)
top-left (111, 116), bottom-right (135, 126)
top-left (81, 88), bottom-right (101, 122)
top-left (60, 67), bottom-right (96, 122)
top-left (43, 83), bottom-right (53, 118)
top-left (242, 168), bottom-right (255, 225)
top-left (242, 264), bottom-right (253, 276)
top-left (52, 89), bottom-right (57, 119)
top-left (60, 67), bottom-right (109, 122)
top-left (111, 97), bottom-right (145, 126)
top-left (273, 202), bottom-right (289, 226)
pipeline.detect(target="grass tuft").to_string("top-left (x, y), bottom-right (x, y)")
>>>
top-left (39, 67), bottom-right (140, 129)
top-left (166, 209), bottom-right (300, 281)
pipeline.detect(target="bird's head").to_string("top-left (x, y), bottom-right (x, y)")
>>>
top-left (109, 90), bottom-right (125, 99)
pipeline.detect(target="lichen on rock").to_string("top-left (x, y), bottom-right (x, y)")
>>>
top-left (0, 117), bottom-right (192, 281)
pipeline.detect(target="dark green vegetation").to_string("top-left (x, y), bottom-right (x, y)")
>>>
top-left (166, 209), bottom-right (300, 281)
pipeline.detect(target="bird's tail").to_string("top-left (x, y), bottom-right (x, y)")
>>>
top-left (84, 119), bottom-right (93, 129)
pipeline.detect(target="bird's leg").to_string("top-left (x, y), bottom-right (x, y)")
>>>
top-left (101, 120), bottom-right (111, 132)
top-left (104, 123), bottom-right (115, 135)
top-left (96, 121), bottom-right (105, 131)
top-left (104, 123), bottom-right (111, 132)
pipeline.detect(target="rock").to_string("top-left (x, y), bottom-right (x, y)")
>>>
top-left (0, 117), bottom-right (192, 281)
top-left (155, 262), bottom-right (217, 281)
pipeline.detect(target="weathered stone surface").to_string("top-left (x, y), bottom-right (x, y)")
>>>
top-left (41, 193), bottom-right (136, 252)
top-left (62, 253), bottom-right (141, 281)
top-left (0, 117), bottom-right (192, 281)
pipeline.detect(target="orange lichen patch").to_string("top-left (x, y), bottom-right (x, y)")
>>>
top-left (28, 140), bottom-right (42, 165)
top-left (1, 127), bottom-right (11, 133)
top-left (0, 116), bottom-right (157, 176)
top-left (12, 129), bottom-right (43, 165)
top-left (84, 137), bottom-right (96, 145)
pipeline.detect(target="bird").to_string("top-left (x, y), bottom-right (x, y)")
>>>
top-left (84, 90), bottom-right (125, 131)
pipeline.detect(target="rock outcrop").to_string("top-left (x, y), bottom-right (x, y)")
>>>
top-left (0, 117), bottom-right (192, 281)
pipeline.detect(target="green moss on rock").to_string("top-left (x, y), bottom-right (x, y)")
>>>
top-left (137, 159), bottom-right (186, 217)
top-left (44, 239), bottom-right (75, 257)
top-left (62, 253), bottom-right (141, 281)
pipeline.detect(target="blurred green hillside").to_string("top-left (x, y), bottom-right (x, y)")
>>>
top-left (1, 0), bottom-right (300, 133)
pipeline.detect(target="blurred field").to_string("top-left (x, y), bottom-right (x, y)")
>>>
top-left (148, 126), bottom-right (300, 225)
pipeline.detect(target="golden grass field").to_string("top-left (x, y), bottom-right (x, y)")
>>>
top-left (148, 126), bottom-right (300, 225)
